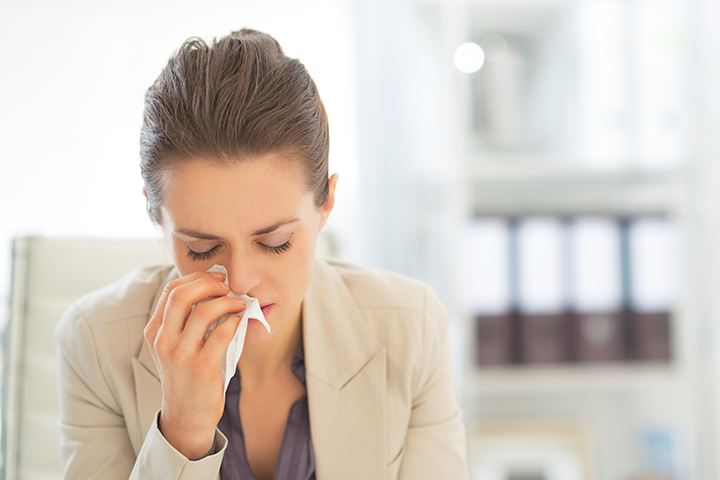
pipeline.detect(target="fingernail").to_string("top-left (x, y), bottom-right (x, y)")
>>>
top-left (210, 272), bottom-right (226, 279)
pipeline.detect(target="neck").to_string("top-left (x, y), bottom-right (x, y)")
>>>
top-left (238, 303), bottom-right (303, 382)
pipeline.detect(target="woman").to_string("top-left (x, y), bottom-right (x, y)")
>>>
top-left (55, 29), bottom-right (468, 480)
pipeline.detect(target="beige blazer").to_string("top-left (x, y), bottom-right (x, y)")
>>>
top-left (56, 258), bottom-right (468, 480)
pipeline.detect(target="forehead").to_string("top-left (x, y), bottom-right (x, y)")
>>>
top-left (168, 151), bottom-right (302, 181)
top-left (160, 155), bottom-right (313, 234)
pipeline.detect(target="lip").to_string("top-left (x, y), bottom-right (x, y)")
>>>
top-left (260, 303), bottom-right (274, 318)
top-left (247, 304), bottom-right (274, 326)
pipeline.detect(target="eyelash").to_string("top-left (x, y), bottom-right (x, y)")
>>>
top-left (185, 240), bottom-right (292, 261)
top-left (259, 240), bottom-right (292, 255)
top-left (186, 245), bottom-right (220, 261)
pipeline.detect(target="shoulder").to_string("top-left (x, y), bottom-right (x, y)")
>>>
top-left (55, 264), bottom-right (176, 349)
top-left (68, 264), bottom-right (175, 326)
top-left (315, 258), bottom-right (436, 312)
top-left (310, 258), bottom-right (449, 351)
top-left (310, 259), bottom-right (454, 401)
top-left (55, 264), bottom-right (176, 415)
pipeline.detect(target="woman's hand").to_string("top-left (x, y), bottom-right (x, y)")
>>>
top-left (143, 271), bottom-right (246, 459)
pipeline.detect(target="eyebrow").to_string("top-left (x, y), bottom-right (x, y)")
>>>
top-left (176, 218), bottom-right (300, 240)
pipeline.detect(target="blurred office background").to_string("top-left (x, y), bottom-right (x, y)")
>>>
top-left (2, 0), bottom-right (720, 479)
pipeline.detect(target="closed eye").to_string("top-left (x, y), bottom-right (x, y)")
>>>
top-left (258, 240), bottom-right (292, 254)
top-left (186, 245), bottom-right (220, 261)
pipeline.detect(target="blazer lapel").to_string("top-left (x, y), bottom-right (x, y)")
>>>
top-left (129, 273), bottom-right (167, 454)
top-left (303, 259), bottom-right (387, 479)
top-left (130, 348), bottom-right (162, 454)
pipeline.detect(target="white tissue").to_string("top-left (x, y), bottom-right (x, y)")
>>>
top-left (202, 264), bottom-right (271, 393)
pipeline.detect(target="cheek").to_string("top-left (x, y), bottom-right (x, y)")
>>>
top-left (290, 233), bottom-right (318, 277)
top-left (168, 243), bottom-right (188, 274)
top-left (271, 235), bottom-right (316, 297)
top-left (174, 257), bottom-right (199, 277)
top-left (164, 232), bottom-right (185, 268)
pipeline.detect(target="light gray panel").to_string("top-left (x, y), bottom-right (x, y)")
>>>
top-left (19, 413), bottom-right (61, 474)
top-left (4, 236), bottom-right (171, 480)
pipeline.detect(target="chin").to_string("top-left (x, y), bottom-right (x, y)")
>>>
top-left (243, 325), bottom-right (276, 344)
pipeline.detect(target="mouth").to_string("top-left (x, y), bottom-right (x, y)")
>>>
top-left (260, 303), bottom-right (274, 318)
top-left (247, 303), bottom-right (274, 326)
top-left (248, 303), bottom-right (275, 325)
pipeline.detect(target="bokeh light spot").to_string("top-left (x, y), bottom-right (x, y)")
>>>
top-left (454, 42), bottom-right (485, 73)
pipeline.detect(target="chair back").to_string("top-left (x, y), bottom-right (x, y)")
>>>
top-left (2, 236), bottom-right (170, 480)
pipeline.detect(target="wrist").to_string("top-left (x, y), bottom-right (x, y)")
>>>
top-left (159, 409), bottom-right (217, 460)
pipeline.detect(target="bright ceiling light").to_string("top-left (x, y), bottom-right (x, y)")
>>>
top-left (454, 42), bottom-right (485, 74)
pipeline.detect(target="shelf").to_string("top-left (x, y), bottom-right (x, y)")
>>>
top-left (464, 363), bottom-right (680, 396)
top-left (463, 163), bottom-right (686, 216)
top-left (464, 157), bottom-right (686, 184)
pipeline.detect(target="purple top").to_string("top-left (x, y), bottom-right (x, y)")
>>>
top-left (218, 345), bottom-right (315, 480)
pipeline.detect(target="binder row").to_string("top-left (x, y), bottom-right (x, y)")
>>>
top-left (477, 310), bottom-right (670, 365)
top-left (464, 216), bottom-right (676, 365)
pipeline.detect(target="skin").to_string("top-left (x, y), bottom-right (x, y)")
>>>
top-left (142, 154), bottom-right (338, 480)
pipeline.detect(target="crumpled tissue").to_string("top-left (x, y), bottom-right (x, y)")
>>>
top-left (202, 264), bottom-right (271, 393)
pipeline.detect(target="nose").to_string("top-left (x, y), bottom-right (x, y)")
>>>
top-left (225, 255), bottom-right (261, 297)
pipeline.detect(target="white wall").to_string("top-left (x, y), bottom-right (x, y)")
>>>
top-left (0, 0), bottom-right (360, 329)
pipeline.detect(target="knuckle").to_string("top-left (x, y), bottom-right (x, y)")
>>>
top-left (144, 317), bottom-right (162, 342)
top-left (163, 280), bottom-right (179, 295)
top-left (168, 287), bottom-right (188, 305)
top-left (168, 347), bottom-right (187, 364)
top-left (153, 332), bottom-right (177, 356)
top-left (143, 324), bottom-right (154, 342)
top-left (213, 316), bottom-right (240, 343)
top-left (211, 327), bottom-right (232, 344)
top-left (191, 304), bottom-right (211, 322)
top-left (194, 297), bottom-right (237, 321)
top-left (153, 335), bottom-right (170, 354)
top-left (203, 276), bottom-right (223, 291)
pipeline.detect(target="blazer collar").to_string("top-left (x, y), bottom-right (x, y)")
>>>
top-left (302, 258), bottom-right (379, 390)
top-left (136, 267), bottom-right (178, 381)
top-left (131, 267), bottom-right (177, 450)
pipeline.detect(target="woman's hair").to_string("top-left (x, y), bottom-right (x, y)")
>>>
top-left (140, 28), bottom-right (329, 224)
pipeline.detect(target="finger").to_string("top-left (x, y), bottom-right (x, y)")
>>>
top-left (156, 273), bottom-right (230, 338)
top-left (180, 295), bottom-right (246, 345)
top-left (157, 271), bottom-right (227, 317)
top-left (161, 276), bottom-right (231, 338)
top-left (146, 271), bottom-right (227, 338)
top-left (199, 314), bottom-right (244, 362)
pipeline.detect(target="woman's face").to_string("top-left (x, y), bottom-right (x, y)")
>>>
top-left (158, 154), bottom-right (336, 345)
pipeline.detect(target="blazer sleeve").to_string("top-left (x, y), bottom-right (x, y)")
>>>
top-left (398, 286), bottom-right (469, 480)
top-left (55, 304), bottom-right (227, 480)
